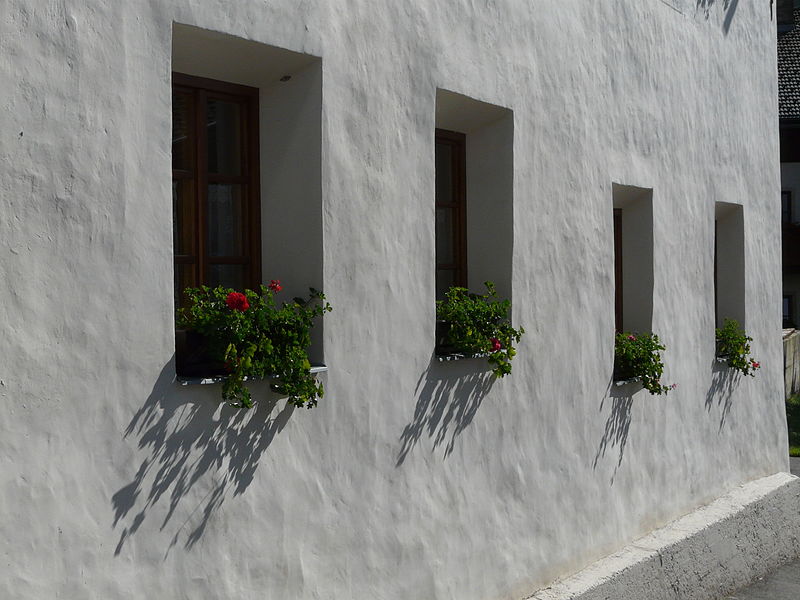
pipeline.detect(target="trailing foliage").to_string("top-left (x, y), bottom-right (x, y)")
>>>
top-left (614, 332), bottom-right (675, 395)
top-left (436, 281), bottom-right (524, 377)
top-left (787, 395), bottom-right (800, 458)
top-left (177, 283), bottom-right (332, 409)
top-left (715, 318), bottom-right (760, 376)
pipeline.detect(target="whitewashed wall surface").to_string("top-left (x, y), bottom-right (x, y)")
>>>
top-left (0, 1), bottom-right (790, 599)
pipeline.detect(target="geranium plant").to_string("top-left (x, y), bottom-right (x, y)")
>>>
top-left (435, 281), bottom-right (524, 377)
top-left (716, 318), bottom-right (760, 376)
top-left (614, 332), bottom-right (675, 395)
top-left (177, 281), bottom-right (332, 409)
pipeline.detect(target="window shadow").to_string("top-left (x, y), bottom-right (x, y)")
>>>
top-left (111, 358), bottom-right (293, 556)
top-left (696, 0), bottom-right (740, 34)
top-left (396, 354), bottom-right (495, 465)
top-left (593, 381), bottom-right (635, 484)
top-left (705, 359), bottom-right (740, 431)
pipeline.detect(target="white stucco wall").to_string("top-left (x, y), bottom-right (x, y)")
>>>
top-left (0, 1), bottom-right (788, 599)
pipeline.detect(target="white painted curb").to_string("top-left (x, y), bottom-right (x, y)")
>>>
top-left (526, 473), bottom-right (800, 600)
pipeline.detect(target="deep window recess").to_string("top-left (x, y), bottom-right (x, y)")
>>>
top-left (785, 295), bottom-right (795, 329)
top-left (434, 89), bottom-right (513, 305)
top-left (172, 73), bottom-right (261, 308)
top-left (714, 202), bottom-right (745, 328)
top-left (612, 184), bottom-right (654, 333)
top-left (435, 129), bottom-right (467, 300)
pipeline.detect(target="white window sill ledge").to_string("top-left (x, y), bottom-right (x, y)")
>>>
top-left (436, 352), bottom-right (491, 363)
top-left (178, 364), bottom-right (328, 386)
top-left (614, 376), bottom-right (641, 387)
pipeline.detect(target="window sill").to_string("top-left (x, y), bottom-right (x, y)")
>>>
top-left (613, 376), bottom-right (641, 387)
top-left (715, 356), bottom-right (730, 364)
top-left (435, 351), bottom-right (491, 362)
top-left (177, 364), bottom-right (328, 386)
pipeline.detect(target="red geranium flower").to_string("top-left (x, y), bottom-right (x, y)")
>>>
top-left (225, 291), bottom-right (249, 312)
top-left (751, 360), bottom-right (760, 369)
top-left (627, 335), bottom-right (636, 341)
top-left (490, 337), bottom-right (502, 353)
top-left (268, 279), bottom-right (283, 293)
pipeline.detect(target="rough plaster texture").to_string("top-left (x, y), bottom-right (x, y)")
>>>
top-left (0, 1), bottom-right (791, 599)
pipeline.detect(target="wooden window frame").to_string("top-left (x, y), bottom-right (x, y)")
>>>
top-left (172, 72), bottom-right (261, 305)
top-left (435, 128), bottom-right (467, 295)
top-left (613, 208), bottom-right (623, 332)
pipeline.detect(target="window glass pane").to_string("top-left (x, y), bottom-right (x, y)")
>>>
top-left (435, 142), bottom-right (452, 202)
top-left (436, 208), bottom-right (454, 266)
top-left (207, 264), bottom-right (246, 291)
top-left (436, 269), bottom-right (455, 302)
top-left (207, 184), bottom-right (244, 256)
top-left (207, 98), bottom-right (242, 175)
top-left (172, 92), bottom-right (193, 171)
top-left (174, 263), bottom-right (196, 310)
top-left (173, 179), bottom-right (195, 255)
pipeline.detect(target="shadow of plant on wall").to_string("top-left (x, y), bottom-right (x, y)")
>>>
top-left (593, 382), bottom-right (634, 484)
top-left (396, 355), bottom-right (495, 465)
top-left (695, 0), bottom-right (740, 34)
top-left (111, 360), bottom-right (293, 555)
top-left (705, 359), bottom-right (740, 432)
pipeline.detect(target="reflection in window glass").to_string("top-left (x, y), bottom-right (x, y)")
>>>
top-left (207, 98), bottom-right (242, 175)
top-left (207, 184), bottom-right (244, 257)
top-left (207, 264), bottom-right (246, 291)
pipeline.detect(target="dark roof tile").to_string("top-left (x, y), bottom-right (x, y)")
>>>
top-left (778, 9), bottom-right (800, 119)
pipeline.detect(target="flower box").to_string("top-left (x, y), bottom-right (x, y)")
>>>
top-left (435, 282), bottom-right (524, 377)
top-left (176, 284), bottom-right (331, 408)
top-left (613, 332), bottom-right (674, 395)
top-left (715, 319), bottom-right (760, 376)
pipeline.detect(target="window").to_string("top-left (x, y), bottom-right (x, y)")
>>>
top-left (714, 202), bottom-right (745, 328)
top-left (434, 89), bottom-right (513, 303)
top-left (786, 295), bottom-right (795, 329)
top-left (171, 24), bottom-right (325, 367)
top-left (435, 129), bottom-right (467, 300)
top-left (172, 73), bottom-right (261, 307)
top-left (612, 184), bottom-right (654, 333)
top-left (783, 190), bottom-right (793, 225)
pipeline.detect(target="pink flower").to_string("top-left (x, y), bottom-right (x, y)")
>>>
top-left (225, 292), bottom-right (249, 312)
top-left (268, 279), bottom-right (283, 293)
top-left (627, 335), bottom-right (636, 341)
top-left (490, 337), bottom-right (502, 353)
top-left (671, 383), bottom-right (677, 390)
top-left (751, 360), bottom-right (760, 369)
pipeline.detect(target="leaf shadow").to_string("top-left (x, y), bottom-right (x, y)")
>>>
top-left (695, 0), bottom-right (740, 34)
top-left (593, 380), bottom-right (635, 485)
top-left (705, 358), bottom-right (741, 431)
top-left (396, 353), bottom-right (496, 465)
top-left (111, 358), bottom-right (293, 556)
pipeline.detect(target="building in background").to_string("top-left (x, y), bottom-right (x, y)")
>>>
top-left (779, 0), bottom-right (800, 329)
